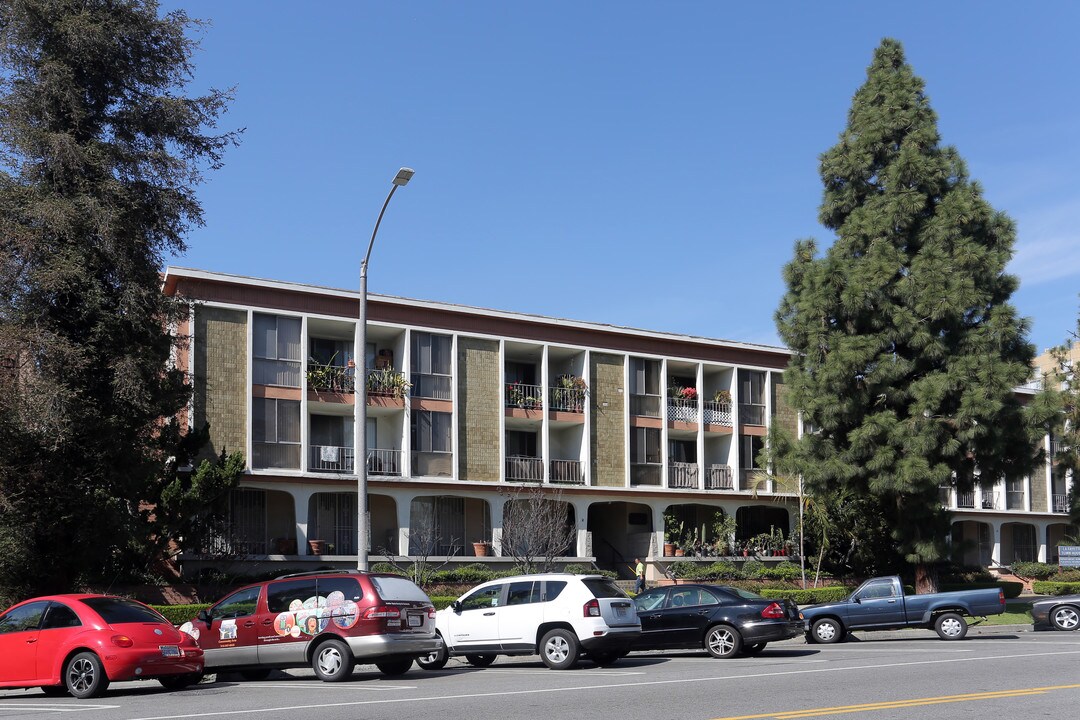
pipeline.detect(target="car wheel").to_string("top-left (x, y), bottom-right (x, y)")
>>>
top-left (704, 624), bottom-right (742, 658)
top-left (65, 652), bottom-right (110, 699)
top-left (742, 642), bottom-right (767, 656)
top-left (416, 643), bottom-right (449, 670)
top-left (159, 673), bottom-right (202, 691)
top-left (40, 685), bottom-right (68, 697)
top-left (239, 669), bottom-right (272, 681)
top-left (1051, 605), bottom-right (1080, 631)
top-left (934, 612), bottom-right (968, 640)
top-left (312, 638), bottom-right (354, 682)
top-left (540, 629), bottom-right (580, 670)
top-left (810, 618), bottom-right (844, 644)
top-left (464, 653), bottom-right (497, 668)
top-left (589, 651), bottom-right (621, 667)
top-left (375, 657), bottom-right (413, 676)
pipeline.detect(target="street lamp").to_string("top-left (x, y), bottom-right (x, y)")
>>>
top-left (357, 167), bottom-right (414, 571)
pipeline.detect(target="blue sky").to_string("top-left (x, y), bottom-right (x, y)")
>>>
top-left (163, 1), bottom-right (1080, 355)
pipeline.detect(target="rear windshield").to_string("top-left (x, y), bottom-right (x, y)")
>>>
top-left (369, 576), bottom-right (431, 603)
top-left (723, 587), bottom-right (764, 600)
top-left (83, 598), bottom-right (166, 624)
top-left (582, 578), bottom-right (628, 599)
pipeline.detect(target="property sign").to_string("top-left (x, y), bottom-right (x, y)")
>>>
top-left (1059, 546), bottom-right (1080, 568)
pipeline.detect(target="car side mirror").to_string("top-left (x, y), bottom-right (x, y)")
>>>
top-left (851, 596), bottom-right (861, 604)
top-left (450, 600), bottom-right (462, 613)
top-left (197, 608), bottom-right (212, 624)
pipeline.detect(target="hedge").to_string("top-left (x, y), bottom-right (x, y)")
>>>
top-left (1032, 581), bottom-right (1080, 596)
top-left (152, 604), bottom-right (209, 626)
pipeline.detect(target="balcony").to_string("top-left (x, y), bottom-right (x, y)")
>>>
top-left (630, 394), bottom-right (661, 418)
top-left (368, 448), bottom-right (402, 477)
top-left (705, 464), bottom-right (734, 490)
top-left (506, 382), bottom-right (543, 410)
top-left (550, 459), bottom-right (584, 485)
top-left (703, 400), bottom-right (732, 426)
top-left (668, 462), bottom-right (699, 489)
top-left (366, 368), bottom-right (409, 399)
top-left (549, 386), bottom-right (586, 413)
top-left (1053, 494), bottom-right (1069, 513)
top-left (411, 372), bottom-right (452, 400)
top-left (739, 403), bottom-right (766, 426)
top-left (631, 462), bottom-right (662, 486)
top-left (956, 491), bottom-right (975, 509)
top-left (667, 398), bottom-right (698, 423)
top-left (506, 455), bottom-right (543, 482)
top-left (307, 363), bottom-right (355, 394)
top-left (1050, 439), bottom-right (1070, 457)
top-left (310, 444), bottom-right (355, 473)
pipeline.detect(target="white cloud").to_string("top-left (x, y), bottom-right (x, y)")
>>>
top-left (1009, 199), bottom-right (1080, 285)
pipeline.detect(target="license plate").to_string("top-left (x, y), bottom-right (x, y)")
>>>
top-left (408, 614), bottom-right (422, 627)
top-left (615, 606), bottom-right (627, 617)
top-left (160, 645), bottom-right (180, 658)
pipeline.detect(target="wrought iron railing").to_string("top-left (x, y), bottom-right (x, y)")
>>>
top-left (506, 455), bottom-right (544, 481)
top-left (667, 398), bottom-right (698, 423)
top-left (366, 368), bottom-right (409, 398)
top-left (705, 464), bottom-right (734, 490)
top-left (550, 459), bottom-right (584, 484)
top-left (549, 386), bottom-right (586, 412)
top-left (630, 394), bottom-right (661, 417)
top-left (956, 491), bottom-right (975, 508)
top-left (702, 401), bottom-right (732, 425)
top-left (668, 462), bottom-right (699, 489)
top-left (307, 363), bottom-right (355, 393)
top-left (1053, 494), bottom-right (1069, 513)
top-left (739, 403), bottom-right (766, 426)
top-left (309, 444), bottom-right (354, 473)
top-left (506, 382), bottom-right (543, 409)
top-left (368, 448), bottom-right (402, 476)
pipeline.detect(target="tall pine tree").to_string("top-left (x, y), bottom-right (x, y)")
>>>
top-left (776, 39), bottom-right (1045, 591)
top-left (0, 0), bottom-right (239, 599)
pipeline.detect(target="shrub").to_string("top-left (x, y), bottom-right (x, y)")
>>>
top-left (151, 604), bottom-right (209, 626)
top-left (760, 562), bottom-right (803, 581)
top-left (1032, 581), bottom-right (1080, 596)
top-left (1011, 561), bottom-right (1060, 580)
top-left (940, 565), bottom-right (995, 583)
top-left (562, 564), bottom-right (617, 578)
top-left (1056, 569), bottom-right (1080, 582)
top-left (741, 559), bottom-right (766, 578)
top-left (757, 587), bottom-right (849, 604)
top-left (666, 561), bottom-right (701, 579)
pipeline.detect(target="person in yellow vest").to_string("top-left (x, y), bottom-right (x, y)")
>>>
top-left (634, 558), bottom-right (646, 593)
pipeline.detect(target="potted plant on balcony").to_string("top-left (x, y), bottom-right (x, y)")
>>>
top-left (557, 374), bottom-right (587, 411)
top-left (472, 540), bottom-right (492, 557)
top-left (713, 389), bottom-right (731, 405)
top-left (662, 511), bottom-right (683, 557)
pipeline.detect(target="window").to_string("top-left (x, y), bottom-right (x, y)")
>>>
top-left (412, 332), bottom-right (452, 399)
top-left (310, 337), bottom-right (352, 367)
top-left (582, 578), bottom-right (629, 599)
top-left (459, 585), bottom-right (502, 611)
top-left (253, 398), bottom-right (301, 469)
top-left (541, 581), bottom-right (567, 602)
top-left (212, 586), bottom-right (261, 619)
top-left (859, 581), bottom-right (897, 600)
top-left (506, 430), bottom-right (538, 457)
top-left (369, 577), bottom-right (430, 603)
top-left (412, 411), bottom-right (452, 453)
top-left (634, 589), bottom-right (667, 612)
top-left (41, 603), bottom-right (81, 630)
top-left (310, 415), bottom-right (353, 449)
top-left (505, 581), bottom-right (540, 606)
top-left (738, 369), bottom-right (766, 425)
top-left (316, 577), bottom-right (363, 603)
top-left (740, 434), bottom-right (764, 469)
top-left (629, 358), bottom-right (661, 395)
top-left (253, 314), bottom-right (301, 386)
top-left (82, 598), bottom-right (168, 624)
top-left (669, 439), bottom-right (696, 463)
top-left (630, 427), bottom-right (661, 464)
top-left (266, 580), bottom-right (318, 613)
top-left (0, 602), bottom-right (47, 633)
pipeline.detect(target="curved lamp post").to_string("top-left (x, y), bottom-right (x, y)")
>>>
top-left (358, 167), bottom-right (414, 571)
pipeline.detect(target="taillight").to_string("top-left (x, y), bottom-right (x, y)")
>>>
top-left (111, 635), bottom-right (134, 648)
top-left (999, 590), bottom-right (1005, 606)
top-left (427, 607), bottom-right (437, 619)
top-left (760, 602), bottom-right (785, 620)
top-left (584, 599), bottom-right (601, 617)
top-left (363, 606), bottom-right (401, 619)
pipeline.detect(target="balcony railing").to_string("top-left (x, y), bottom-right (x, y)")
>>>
top-left (1006, 490), bottom-right (1025, 510)
top-left (368, 448), bottom-right (402, 476)
top-left (631, 463), bottom-right (662, 486)
top-left (550, 459), bottom-right (584, 484)
top-left (412, 450), bottom-right (453, 477)
top-left (506, 383), bottom-right (543, 410)
top-left (549, 386), bottom-right (586, 412)
top-left (630, 394), bottom-right (661, 418)
top-left (307, 363), bottom-right (355, 393)
top-left (204, 523), bottom-right (267, 556)
top-left (310, 444), bottom-right (355, 473)
top-left (956, 490), bottom-right (975, 509)
top-left (703, 401), bottom-right (732, 425)
top-left (252, 442), bottom-right (300, 470)
top-left (739, 403), bottom-right (766, 426)
top-left (366, 368), bottom-right (409, 398)
top-left (411, 372), bottom-right (452, 400)
top-left (667, 398), bottom-right (698, 423)
top-left (705, 464), bottom-right (734, 490)
top-left (506, 455), bottom-right (544, 482)
top-left (981, 492), bottom-right (1000, 510)
top-left (668, 462), bottom-right (699, 489)
top-left (1050, 440), bottom-right (1070, 456)
top-left (1053, 494), bottom-right (1069, 513)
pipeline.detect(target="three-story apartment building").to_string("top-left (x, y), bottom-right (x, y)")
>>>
top-left (164, 268), bottom-right (1074, 578)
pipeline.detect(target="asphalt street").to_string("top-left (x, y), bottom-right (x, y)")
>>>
top-left (2, 626), bottom-right (1078, 720)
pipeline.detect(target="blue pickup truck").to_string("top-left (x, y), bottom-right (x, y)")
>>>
top-left (801, 576), bottom-right (1005, 643)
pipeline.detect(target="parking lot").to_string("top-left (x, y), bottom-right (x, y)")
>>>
top-left (3, 628), bottom-right (1079, 720)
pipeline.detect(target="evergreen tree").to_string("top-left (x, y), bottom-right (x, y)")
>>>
top-left (775, 39), bottom-right (1047, 591)
top-left (0, 0), bottom-right (239, 599)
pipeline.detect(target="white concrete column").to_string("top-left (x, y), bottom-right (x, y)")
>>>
top-left (990, 520), bottom-right (1002, 568)
top-left (395, 492), bottom-right (413, 556)
top-left (292, 487), bottom-right (316, 555)
top-left (1037, 521), bottom-right (1049, 563)
top-left (572, 499), bottom-right (590, 558)
top-left (490, 496), bottom-right (505, 556)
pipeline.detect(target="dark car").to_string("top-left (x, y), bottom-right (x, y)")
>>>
top-left (182, 570), bottom-right (438, 681)
top-left (1031, 594), bottom-right (1080, 631)
top-left (630, 584), bottom-right (802, 658)
top-left (0, 594), bottom-right (204, 699)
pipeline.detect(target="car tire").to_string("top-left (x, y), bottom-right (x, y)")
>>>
top-left (704, 624), bottom-right (742, 658)
top-left (589, 651), bottom-right (622, 667)
top-left (1050, 605), bottom-right (1080, 631)
top-left (934, 612), bottom-right (968, 640)
top-left (40, 685), bottom-right (68, 697)
top-left (809, 618), bottom-right (844, 644)
top-left (239, 669), bottom-right (272, 681)
top-left (464, 653), bottom-right (497, 668)
top-left (416, 642), bottom-right (449, 670)
top-left (312, 638), bottom-right (354, 682)
top-left (539, 629), bottom-right (580, 670)
top-left (375, 657), bottom-right (413, 676)
top-left (65, 651), bottom-right (109, 699)
top-left (742, 642), bottom-right (767, 656)
top-left (159, 673), bottom-right (202, 691)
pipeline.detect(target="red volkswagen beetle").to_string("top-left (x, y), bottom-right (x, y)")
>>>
top-left (0, 594), bottom-right (203, 698)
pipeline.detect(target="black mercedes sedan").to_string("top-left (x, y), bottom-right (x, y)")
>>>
top-left (630, 584), bottom-right (802, 658)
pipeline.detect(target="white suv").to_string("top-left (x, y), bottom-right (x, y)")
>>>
top-left (417, 573), bottom-right (640, 670)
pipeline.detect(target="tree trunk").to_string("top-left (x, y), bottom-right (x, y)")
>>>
top-left (914, 563), bottom-right (939, 594)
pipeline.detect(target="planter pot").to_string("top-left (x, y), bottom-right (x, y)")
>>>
top-left (473, 542), bottom-right (491, 557)
top-left (742, 549), bottom-right (749, 557)
top-left (674, 548), bottom-right (685, 557)
top-left (308, 540), bottom-right (326, 556)
top-left (663, 543), bottom-right (676, 557)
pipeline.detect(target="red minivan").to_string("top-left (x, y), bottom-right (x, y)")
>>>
top-left (182, 570), bottom-right (438, 681)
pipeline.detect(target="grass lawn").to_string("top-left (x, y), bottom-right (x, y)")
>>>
top-left (978, 600), bottom-right (1033, 625)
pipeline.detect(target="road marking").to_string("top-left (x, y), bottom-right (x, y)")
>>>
top-left (126, 649), bottom-right (1080, 720)
top-left (709, 684), bottom-right (1080, 719)
top-left (236, 682), bottom-right (418, 691)
top-left (0, 703), bottom-right (119, 713)
top-left (480, 669), bottom-right (646, 676)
